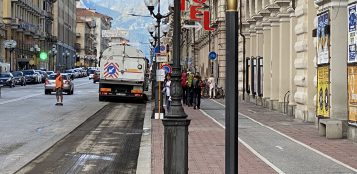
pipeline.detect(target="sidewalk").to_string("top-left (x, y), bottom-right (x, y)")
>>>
top-left (151, 103), bottom-right (276, 174)
top-left (236, 100), bottom-right (357, 170)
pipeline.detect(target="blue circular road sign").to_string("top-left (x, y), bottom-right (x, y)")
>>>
top-left (209, 51), bottom-right (217, 60)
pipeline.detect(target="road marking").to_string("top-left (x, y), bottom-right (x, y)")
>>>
top-left (207, 99), bottom-right (357, 173)
top-left (0, 82), bottom-right (92, 105)
top-left (199, 109), bottom-right (285, 174)
top-left (275, 146), bottom-right (284, 151)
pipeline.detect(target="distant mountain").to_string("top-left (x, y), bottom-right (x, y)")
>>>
top-left (80, 0), bottom-right (169, 62)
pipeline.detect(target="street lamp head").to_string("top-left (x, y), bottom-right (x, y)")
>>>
top-left (168, 0), bottom-right (174, 10)
top-left (161, 24), bottom-right (169, 36)
top-left (147, 23), bottom-right (156, 34)
top-left (144, 0), bottom-right (158, 13)
top-left (226, 0), bottom-right (238, 11)
top-left (149, 38), bottom-right (155, 45)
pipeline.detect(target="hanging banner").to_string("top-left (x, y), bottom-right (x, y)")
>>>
top-left (316, 66), bottom-right (330, 117)
top-left (348, 4), bottom-right (357, 63)
top-left (348, 66), bottom-right (357, 122)
top-left (317, 11), bottom-right (330, 65)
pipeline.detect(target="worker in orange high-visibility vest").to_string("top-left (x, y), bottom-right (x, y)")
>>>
top-left (55, 71), bottom-right (64, 106)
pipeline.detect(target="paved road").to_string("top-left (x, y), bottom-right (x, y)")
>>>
top-left (18, 102), bottom-right (145, 174)
top-left (200, 99), bottom-right (356, 174)
top-left (0, 78), bottom-right (108, 174)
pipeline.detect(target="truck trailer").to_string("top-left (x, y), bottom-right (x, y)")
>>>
top-left (98, 44), bottom-right (147, 101)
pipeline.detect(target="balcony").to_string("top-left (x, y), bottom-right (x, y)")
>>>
top-left (75, 43), bottom-right (81, 52)
top-left (11, 18), bottom-right (20, 29)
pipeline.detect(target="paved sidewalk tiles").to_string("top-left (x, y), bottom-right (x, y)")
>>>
top-left (238, 101), bottom-right (357, 170)
top-left (151, 105), bottom-right (276, 174)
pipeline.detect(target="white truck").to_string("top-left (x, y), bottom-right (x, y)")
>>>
top-left (98, 44), bottom-right (148, 101)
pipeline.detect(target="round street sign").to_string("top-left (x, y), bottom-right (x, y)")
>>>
top-left (161, 64), bottom-right (172, 74)
top-left (209, 51), bottom-right (217, 61)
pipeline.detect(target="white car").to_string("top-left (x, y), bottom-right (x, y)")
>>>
top-left (88, 69), bottom-right (96, 79)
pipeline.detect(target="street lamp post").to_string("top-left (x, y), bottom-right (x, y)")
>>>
top-left (30, 44), bottom-right (40, 69)
top-left (62, 50), bottom-right (70, 71)
top-left (225, 0), bottom-right (238, 173)
top-left (48, 45), bottom-right (57, 71)
top-left (3, 40), bottom-right (17, 71)
top-left (162, 0), bottom-right (190, 173)
top-left (144, 0), bottom-right (171, 117)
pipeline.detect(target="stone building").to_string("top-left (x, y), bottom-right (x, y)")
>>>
top-left (179, 0), bottom-right (226, 87)
top-left (75, 18), bottom-right (96, 67)
top-left (2, 0), bottom-right (56, 70)
top-left (76, 8), bottom-right (112, 64)
top-left (0, 0), bottom-right (5, 62)
top-left (52, 0), bottom-right (78, 71)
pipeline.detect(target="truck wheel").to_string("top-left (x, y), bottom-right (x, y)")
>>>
top-left (99, 96), bottom-right (105, 101)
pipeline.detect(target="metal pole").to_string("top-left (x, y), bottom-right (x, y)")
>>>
top-left (225, 0), bottom-right (238, 173)
top-left (162, 0), bottom-right (190, 173)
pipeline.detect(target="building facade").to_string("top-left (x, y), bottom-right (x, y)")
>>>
top-left (53, 0), bottom-right (78, 71)
top-left (2, 0), bottom-right (56, 71)
top-left (75, 18), bottom-right (96, 67)
top-left (76, 8), bottom-right (112, 64)
top-left (0, 0), bottom-right (5, 63)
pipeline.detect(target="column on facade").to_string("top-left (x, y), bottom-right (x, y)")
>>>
top-left (277, 0), bottom-right (291, 112)
top-left (288, 5), bottom-right (297, 115)
top-left (316, 1), bottom-right (348, 120)
top-left (247, 18), bottom-right (256, 98)
top-left (260, 9), bottom-right (271, 106)
top-left (242, 22), bottom-right (251, 97)
top-left (267, 3), bottom-right (281, 110)
top-left (294, 0), bottom-right (316, 121)
top-left (254, 15), bottom-right (264, 56)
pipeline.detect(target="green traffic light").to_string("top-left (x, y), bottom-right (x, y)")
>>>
top-left (40, 52), bottom-right (48, 60)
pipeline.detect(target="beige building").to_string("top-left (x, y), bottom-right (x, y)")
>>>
top-left (76, 8), bottom-right (112, 64)
top-left (75, 18), bottom-right (96, 67)
top-left (52, 0), bottom-right (78, 71)
top-left (2, 0), bottom-right (56, 70)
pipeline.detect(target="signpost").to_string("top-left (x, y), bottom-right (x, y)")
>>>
top-left (102, 29), bottom-right (128, 38)
top-left (208, 51), bottom-right (217, 61)
top-left (156, 69), bottom-right (165, 82)
top-left (156, 53), bottom-right (168, 63)
top-left (161, 64), bottom-right (172, 74)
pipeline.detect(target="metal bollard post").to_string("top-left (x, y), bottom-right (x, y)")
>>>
top-left (0, 85), bottom-right (2, 98)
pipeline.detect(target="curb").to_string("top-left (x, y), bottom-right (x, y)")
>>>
top-left (136, 92), bottom-right (152, 174)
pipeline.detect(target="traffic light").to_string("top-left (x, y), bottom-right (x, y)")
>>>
top-left (40, 52), bottom-right (48, 61)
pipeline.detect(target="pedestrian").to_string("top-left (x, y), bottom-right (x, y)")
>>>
top-left (164, 73), bottom-right (172, 112)
top-left (192, 73), bottom-right (202, 109)
top-left (181, 70), bottom-right (187, 105)
top-left (54, 71), bottom-right (64, 106)
top-left (186, 71), bottom-right (194, 107)
top-left (208, 74), bottom-right (215, 99)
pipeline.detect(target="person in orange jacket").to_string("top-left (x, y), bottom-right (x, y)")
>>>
top-left (55, 71), bottom-right (64, 106)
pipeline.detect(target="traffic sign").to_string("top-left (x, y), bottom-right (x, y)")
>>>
top-left (209, 51), bottom-right (217, 61)
top-left (156, 69), bottom-right (165, 81)
top-left (160, 45), bottom-right (166, 53)
top-left (156, 54), bottom-right (168, 63)
top-left (161, 64), bottom-right (172, 74)
top-left (183, 21), bottom-right (202, 30)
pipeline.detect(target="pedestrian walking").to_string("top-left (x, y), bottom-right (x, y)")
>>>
top-left (208, 74), bottom-right (216, 99)
top-left (54, 71), bottom-right (64, 106)
top-left (181, 70), bottom-right (187, 105)
top-left (164, 74), bottom-right (172, 112)
top-left (192, 73), bottom-right (202, 109)
top-left (186, 71), bottom-right (194, 107)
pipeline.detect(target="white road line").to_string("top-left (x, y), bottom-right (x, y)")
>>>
top-left (0, 82), bottom-right (92, 105)
top-left (207, 99), bottom-right (357, 173)
top-left (199, 109), bottom-right (285, 174)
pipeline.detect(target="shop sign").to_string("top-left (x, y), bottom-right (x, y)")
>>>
top-left (181, 0), bottom-right (215, 31)
top-left (317, 11), bottom-right (330, 65)
top-left (348, 4), bottom-right (357, 63)
top-left (348, 66), bottom-right (357, 121)
top-left (316, 65), bottom-right (330, 118)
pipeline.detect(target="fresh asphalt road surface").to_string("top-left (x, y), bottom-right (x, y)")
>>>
top-left (0, 78), bottom-right (108, 174)
top-left (18, 102), bottom-right (145, 174)
top-left (200, 99), bottom-right (356, 174)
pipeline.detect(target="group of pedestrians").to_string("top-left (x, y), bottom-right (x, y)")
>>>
top-left (162, 69), bottom-right (215, 112)
top-left (181, 70), bottom-right (203, 109)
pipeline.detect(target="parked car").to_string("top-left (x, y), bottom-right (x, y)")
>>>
top-left (0, 73), bottom-right (15, 88)
top-left (22, 69), bottom-right (40, 84)
top-left (93, 71), bottom-right (100, 83)
top-left (35, 70), bottom-right (47, 83)
top-left (34, 72), bottom-right (42, 83)
top-left (88, 69), bottom-right (96, 80)
top-left (12, 71), bottom-right (26, 86)
top-left (65, 69), bottom-right (76, 79)
top-left (44, 73), bottom-right (74, 95)
top-left (73, 69), bottom-right (81, 78)
top-left (46, 71), bottom-right (55, 76)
